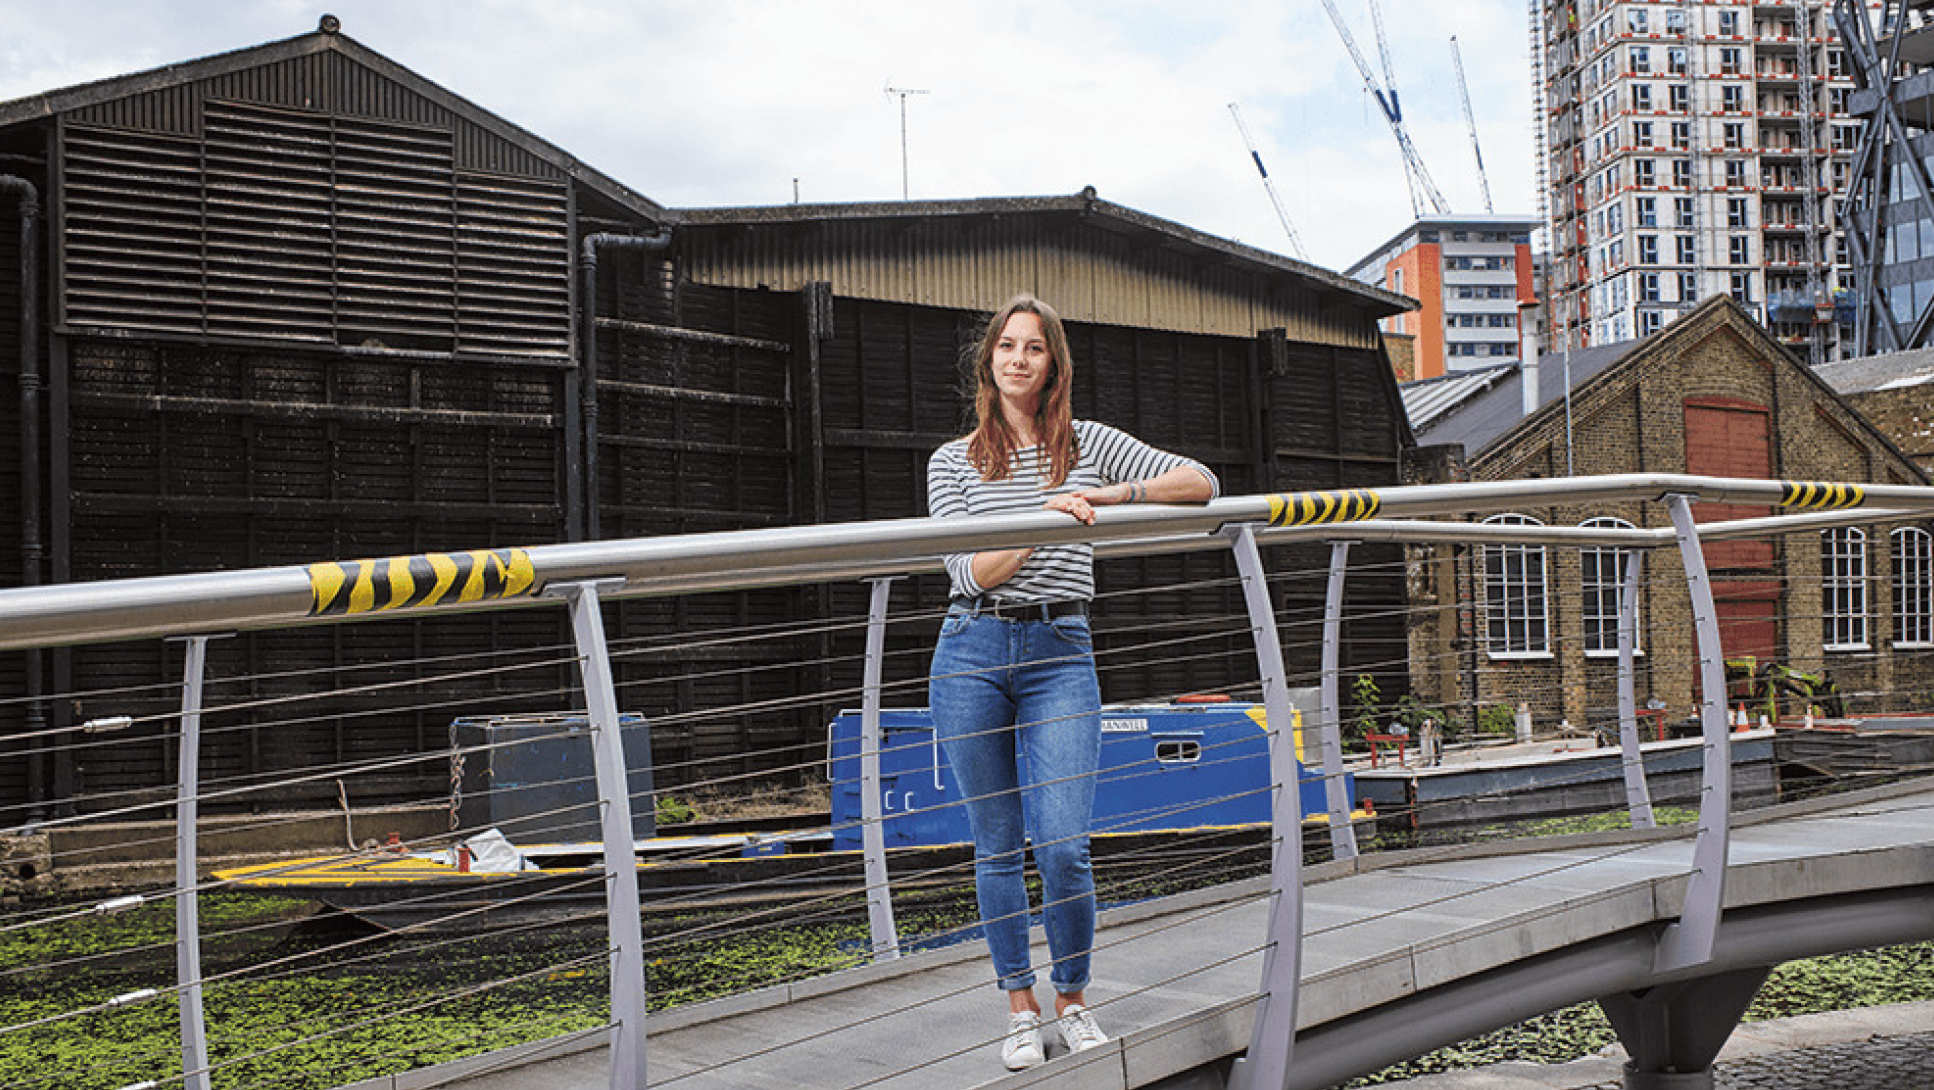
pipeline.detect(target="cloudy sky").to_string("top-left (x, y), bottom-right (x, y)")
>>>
top-left (1, 0), bottom-right (1539, 272)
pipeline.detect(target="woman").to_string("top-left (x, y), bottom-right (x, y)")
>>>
top-left (926, 293), bottom-right (1218, 1069)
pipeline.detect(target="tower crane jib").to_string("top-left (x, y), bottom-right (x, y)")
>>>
top-left (1319, 0), bottom-right (1452, 219)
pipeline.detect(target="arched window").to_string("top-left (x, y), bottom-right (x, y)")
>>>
top-left (1892, 527), bottom-right (1934, 648)
top-left (1483, 514), bottom-right (1550, 656)
top-left (1580, 517), bottom-right (1639, 656)
top-left (1822, 527), bottom-right (1869, 651)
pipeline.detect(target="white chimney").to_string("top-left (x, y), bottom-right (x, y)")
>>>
top-left (1519, 300), bottom-right (1541, 419)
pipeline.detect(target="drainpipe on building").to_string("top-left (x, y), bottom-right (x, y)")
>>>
top-left (2, 175), bottom-right (44, 817)
top-left (578, 229), bottom-right (673, 541)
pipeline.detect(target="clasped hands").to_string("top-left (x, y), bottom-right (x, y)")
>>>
top-left (1042, 481), bottom-right (1145, 526)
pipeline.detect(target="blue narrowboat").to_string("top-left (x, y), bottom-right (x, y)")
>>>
top-left (826, 700), bottom-right (1349, 851)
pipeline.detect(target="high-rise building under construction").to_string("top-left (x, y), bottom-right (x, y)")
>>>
top-left (1536, 1), bottom-right (1858, 362)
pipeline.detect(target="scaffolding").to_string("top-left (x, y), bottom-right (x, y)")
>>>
top-left (1539, 0), bottom-right (1852, 352)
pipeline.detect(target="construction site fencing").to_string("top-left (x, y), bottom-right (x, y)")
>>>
top-left (3, 473), bottom-right (1934, 1090)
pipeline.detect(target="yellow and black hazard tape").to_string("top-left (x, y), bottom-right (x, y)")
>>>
top-left (307, 548), bottom-right (537, 617)
top-left (1266, 488), bottom-right (1382, 528)
top-left (1777, 481), bottom-right (1865, 511)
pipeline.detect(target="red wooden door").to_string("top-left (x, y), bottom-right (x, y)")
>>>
top-left (1683, 400), bottom-right (1780, 673)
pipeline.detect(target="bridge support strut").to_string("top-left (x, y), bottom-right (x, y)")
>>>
top-left (1598, 967), bottom-right (1770, 1090)
top-left (1655, 494), bottom-right (1732, 973)
top-left (549, 578), bottom-right (651, 1090)
top-left (171, 632), bottom-right (227, 1090)
top-left (857, 576), bottom-right (901, 961)
top-left (1615, 549), bottom-right (1655, 829)
top-left (1317, 539), bottom-right (1359, 859)
top-left (1221, 523), bottom-right (1307, 1090)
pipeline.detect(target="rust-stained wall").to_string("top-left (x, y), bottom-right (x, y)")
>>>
top-left (674, 216), bottom-right (1382, 349)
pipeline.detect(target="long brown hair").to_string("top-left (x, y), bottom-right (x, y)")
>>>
top-left (965, 294), bottom-right (1077, 486)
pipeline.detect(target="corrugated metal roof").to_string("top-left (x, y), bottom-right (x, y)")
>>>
top-left (1815, 346), bottom-right (1934, 394)
top-left (0, 21), bottom-right (669, 225)
top-left (1401, 364), bottom-right (1517, 430)
top-left (1403, 338), bottom-right (1647, 454)
top-left (676, 190), bottom-right (1415, 317)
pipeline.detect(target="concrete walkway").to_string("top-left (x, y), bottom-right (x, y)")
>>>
top-left (341, 782), bottom-right (1934, 1090)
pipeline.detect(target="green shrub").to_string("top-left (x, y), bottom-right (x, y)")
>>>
top-left (654, 794), bottom-right (697, 825)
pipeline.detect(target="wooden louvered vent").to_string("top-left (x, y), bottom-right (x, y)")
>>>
top-left (62, 100), bottom-right (569, 358)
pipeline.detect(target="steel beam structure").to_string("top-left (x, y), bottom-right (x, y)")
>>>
top-left (1835, 0), bottom-right (1934, 354)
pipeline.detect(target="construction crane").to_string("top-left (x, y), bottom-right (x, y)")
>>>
top-left (1320, 0), bottom-right (1451, 219)
top-left (1450, 35), bottom-right (1494, 214)
top-left (1226, 102), bottom-right (1310, 260)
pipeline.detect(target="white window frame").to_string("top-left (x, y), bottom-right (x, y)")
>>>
top-left (1892, 527), bottom-right (1934, 648)
top-left (1483, 514), bottom-right (1552, 658)
top-left (1822, 527), bottom-right (1870, 651)
top-left (1581, 518), bottom-right (1641, 657)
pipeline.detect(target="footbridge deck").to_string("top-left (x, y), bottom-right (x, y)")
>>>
top-left (382, 781), bottom-right (1934, 1090)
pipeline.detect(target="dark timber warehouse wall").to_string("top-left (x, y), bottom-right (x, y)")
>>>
top-left (0, 22), bottom-right (1418, 822)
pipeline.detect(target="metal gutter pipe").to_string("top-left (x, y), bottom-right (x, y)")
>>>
top-left (579, 229), bottom-right (673, 541)
top-left (1, 175), bottom-right (43, 813)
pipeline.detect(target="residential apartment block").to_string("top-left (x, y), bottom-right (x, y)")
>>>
top-left (1347, 215), bottom-right (1540, 380)
top-left (1539, 0), bottom-right (1861, 361)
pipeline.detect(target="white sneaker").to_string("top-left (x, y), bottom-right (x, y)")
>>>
top-left (1056, 1003), bottom-right (1108, 1054)
top-left (1002, 1011), bottom-right (1046, 1070)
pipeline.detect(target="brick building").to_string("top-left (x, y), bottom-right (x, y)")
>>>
top-left (1816, 348), bottom-right (1934, 475)
top-left (1404, 296), bottom-right (1931, 734)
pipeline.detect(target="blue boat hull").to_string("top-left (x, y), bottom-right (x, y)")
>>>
top-left (827, 702), bottom-right (1344, 851)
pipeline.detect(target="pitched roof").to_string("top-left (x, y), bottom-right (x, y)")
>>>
top-left (676, 189), bottom-right (1416, 316)
top-left (0, 21), bottom-right (668, 224)
top-left (1424, 295), bottom-right (1929, 483)
top-left (1815, 345), bottom-right (1934, 395)
top-left (1403, 338), bottom-right (1646, 453)
top-left (1401, 362), bottom-right (1516, 432)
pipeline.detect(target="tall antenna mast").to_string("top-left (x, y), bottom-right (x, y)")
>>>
top-left (882, 82), bottom-right (929, 200)
top-left (1227, 103), bottom-right (1310, 259)
top-left (1450, 35), bottom-right (1494, 214)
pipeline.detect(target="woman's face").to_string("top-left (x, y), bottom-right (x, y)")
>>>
top-left (991, 311), bottom-right (1054, 408)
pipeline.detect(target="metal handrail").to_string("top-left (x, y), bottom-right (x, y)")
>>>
top-left (0, 474), bottom-right (1926, 652)
top-left (12, 470), bottom-right (1934, 1090)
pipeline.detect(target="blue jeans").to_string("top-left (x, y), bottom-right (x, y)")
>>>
top-left (929, 604), bottom-right (1101, 994)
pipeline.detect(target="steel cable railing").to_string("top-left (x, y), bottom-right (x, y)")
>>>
top-left (6, 478), bottom-right (1934, 1090)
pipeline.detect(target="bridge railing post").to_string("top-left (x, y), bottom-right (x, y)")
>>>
top-left (1318, 539), bottom-right (1359, 860)
top-left (547, 579), bottom-right (650, 1090)
top-left (1655, 494), bottom-right (1731, 973)
top-left (1616, 549), bottom-right (1656, 830)
top-left (857, 576), bottom-right (900, 961)
top-left (170, 633), bottom-right (221, 1090)
top-left (1221, 523), bottom-right (1305, 1090)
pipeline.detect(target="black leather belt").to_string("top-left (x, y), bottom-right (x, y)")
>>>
top-left (951, 596), bottom-right (1088, 621)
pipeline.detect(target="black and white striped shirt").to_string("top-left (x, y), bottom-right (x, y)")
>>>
top-left (927, 419), bottom-right (1219, 603)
